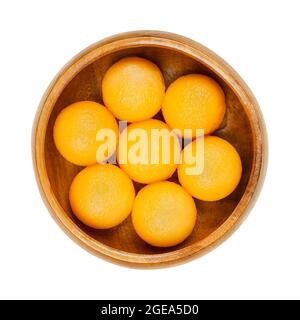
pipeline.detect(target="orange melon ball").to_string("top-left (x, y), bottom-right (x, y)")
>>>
top-left (69, 164), bottom-right (135, 229)
top-left (102, 57), bottom-right (165, 122)
top-left (117, 119), bottom-right (181, 184)
top-left (53, 101), bottom-right (118, 166)
top-left (132, 181), bottom-right (197, 247)
top-left (178, 136), bottom-right (242, 201)
top-left (162, 74), bottom-right (226, 138)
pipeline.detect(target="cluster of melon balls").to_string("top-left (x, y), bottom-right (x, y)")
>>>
top-left (53, 57), bottom-right (242, 248)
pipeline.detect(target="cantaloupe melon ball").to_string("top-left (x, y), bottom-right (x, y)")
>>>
top-left (162, 74), bottom-right (226, 138)
top-left (117, 119), bottom-right (181, 184)
top-left (69, 164), bottom-right (135, 229)
top-left (178, 136), bottom-right (242, 201)
top-left (102, 57), bottom-right (165, 122)
top-left (132, 181), bottom-right (197, 247)
top-left (53, 101), bottom-right (118, 166)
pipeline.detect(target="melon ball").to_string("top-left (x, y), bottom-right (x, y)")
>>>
top-left (102, 57), bottom-right (165, 122)
top-left (53, 101), bottom-right (118, 166)
top-left (117, 119), bottom-right (181, 184)
top-left (162, 74), bottom-right (225, 138)
top-left (132, 181), bottom-right (197, 247)
top-left (178, 136), bottom-right (242, 201)
top-left (69, 164), bottom-right (135, 229)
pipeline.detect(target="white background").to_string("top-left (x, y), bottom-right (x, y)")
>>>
top-left (0, 0), bottom-right (299, 300)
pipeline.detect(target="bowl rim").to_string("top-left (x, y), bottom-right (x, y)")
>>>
top-left (32, 30), bottom-right (268, 267)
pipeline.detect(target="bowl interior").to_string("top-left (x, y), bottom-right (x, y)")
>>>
top-left (44, 46), bottom-right (254, 255)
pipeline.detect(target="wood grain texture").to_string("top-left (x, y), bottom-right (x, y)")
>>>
top-left (32, 31), bottom-right (267, 267)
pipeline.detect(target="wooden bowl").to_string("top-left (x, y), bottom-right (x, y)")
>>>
top-left (32, 31), bottom-right (267, 267)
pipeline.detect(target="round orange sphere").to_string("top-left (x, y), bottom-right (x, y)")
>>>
top-left (117, 119), bottom-right (181, 184)
top-left (132, 181), bottom-right (197, 247)
top-left (53, 101), bottom-right (118, 166)
top-left (162, 74), bottom-right (225, 138)
top-left (69, 164), bottom-right (135, 229)
top-left (178, 136), bottom-right (242, 201)
top-left (102, 57), bottom-right (165, 122)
